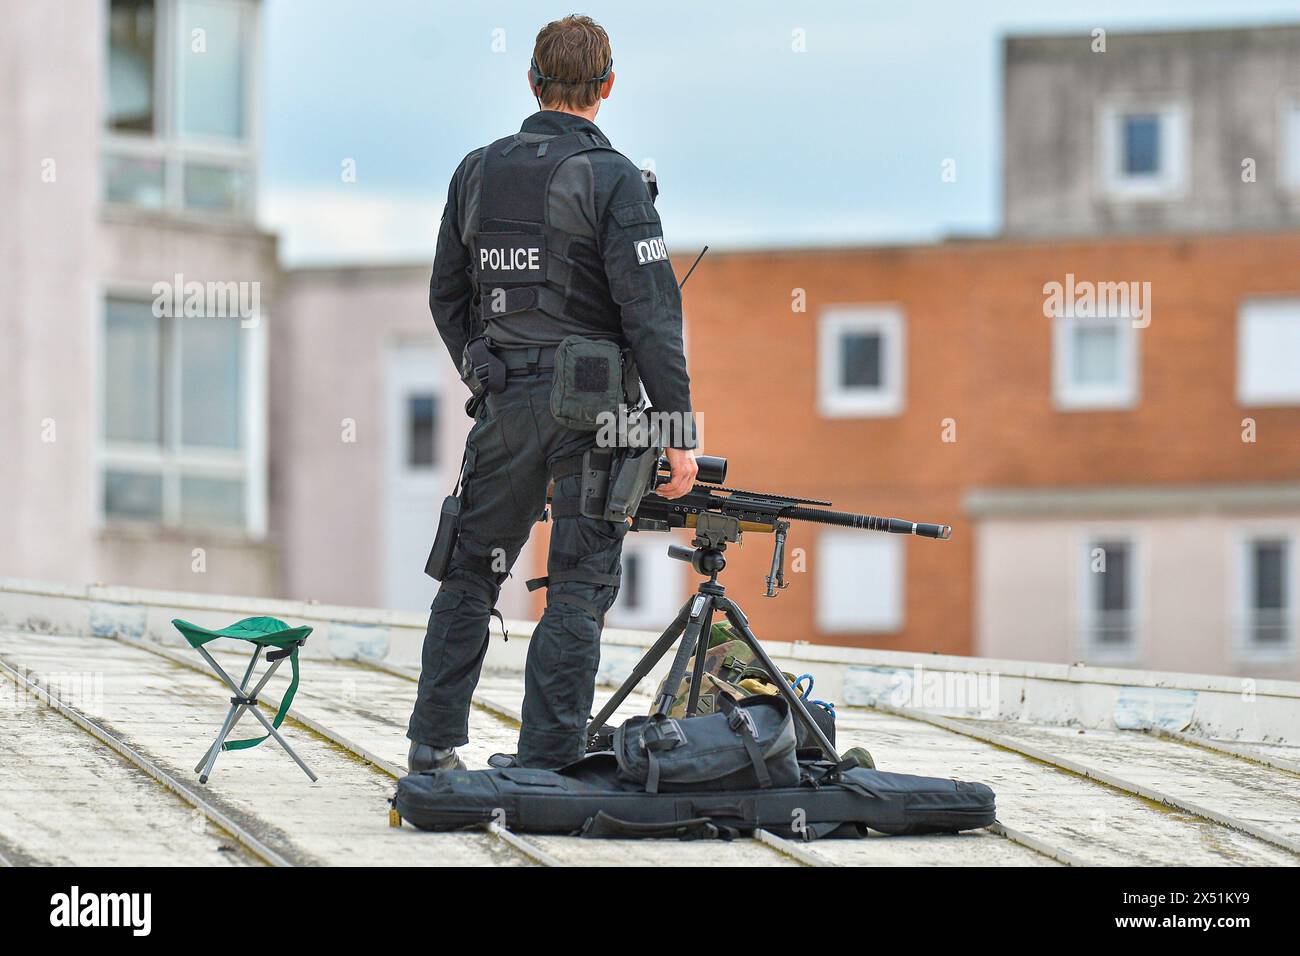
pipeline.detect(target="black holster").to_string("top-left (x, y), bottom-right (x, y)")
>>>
top-left (464, 336), bottom-right (507, 395)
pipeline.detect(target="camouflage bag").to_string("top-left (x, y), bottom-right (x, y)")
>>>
top-left (652, 623), bottom-right (837, 756)
top-left (655, 625), bottom-right (785, 718)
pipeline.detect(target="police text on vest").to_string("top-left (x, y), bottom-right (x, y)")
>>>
top-left (480, 247), bottom-right (541, 272)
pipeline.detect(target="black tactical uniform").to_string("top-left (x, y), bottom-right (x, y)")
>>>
top-left (407, 110), bottom-right (695, 769)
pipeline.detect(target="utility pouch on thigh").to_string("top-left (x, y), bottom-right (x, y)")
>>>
top-left (425, 446), bottom-right (475, 581)
top-left (551, 335), bottom-right (624, 431)
top-left (424, 495), bottom-right (461, 581)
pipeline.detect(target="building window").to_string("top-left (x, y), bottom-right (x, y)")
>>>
top-left (103, 0), bottom-right (257, 218)
top-left (107, 0), bottom-right (157, 134)
top-left (1283, 98), bottom-right (1300, 195)
top-left (817, 306), bottom-right (905, 418)
top-left (101, 296), bottom-right (264, 534)
top-left (815, 532), bottom-right (903, 634)
top-left (1100, 102), bottom-right (1188, 200)
top-left (406, 394), bottom-right (439, 468)
top-left (1079, 538), bottom-right (1138, 661)
top-left (1052, 306), bottom-right (1139, 410)
top-left (1238, 298), bottom-right (1300, 406)
top-left (1236, 536), bottom-right (1295, 661)
top-left (606, 539), bottom-right (681, 630)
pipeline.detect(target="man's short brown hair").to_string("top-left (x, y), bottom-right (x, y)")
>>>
top-left (532, 15), bottom-right (612, 111)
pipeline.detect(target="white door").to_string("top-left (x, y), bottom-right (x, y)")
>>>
top-left (384, 343), bottom-right (448, 611)
top-left (383, 342), bottom-right (534, 619)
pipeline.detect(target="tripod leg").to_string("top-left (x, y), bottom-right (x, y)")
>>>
top-left (586, 602), bottom-right (691, 735)
top-left (652, 594), bottom-right (713, 716)
top-left (684, 599), bottom-right (716, 716)
top-left (718, 598), bottom-right (841, 763)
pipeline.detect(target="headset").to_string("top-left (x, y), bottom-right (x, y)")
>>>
top-left (529, 56), bottom-right (614, 106)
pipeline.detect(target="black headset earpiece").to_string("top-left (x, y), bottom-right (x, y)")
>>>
top-left (529, 57), bottom-right (614, 100)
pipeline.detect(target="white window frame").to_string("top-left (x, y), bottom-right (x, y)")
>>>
top-left (96, 284), bottom-right (267, 537)
top-left (817, 305), bottom-right (905, 418)
top-left (1098, 100), bottom-right (1189, 201)
top-left (1279, 93), bottom-right (1300, 197)
top-left (1075, 532), bottom-right (1143, 665)
top-left (1052, 307), bottom-right (1140, 411)
top-left (815, 531), bottom-right (904, 634)
top-left (1232, 531), bottom-right (1297, 665)
top-left (102, 0), bottom-right (260, 219)
top-left (1237, 297), bottom-right (1300, 406)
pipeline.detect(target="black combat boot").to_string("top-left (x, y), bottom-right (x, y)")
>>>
top-left (407, 740), bottom-right (466, 773)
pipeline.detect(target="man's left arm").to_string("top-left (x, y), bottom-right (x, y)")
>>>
top-left (429, 162), bottom-right (474, 364)
top-left (597, 164), bottom-right (697, 449)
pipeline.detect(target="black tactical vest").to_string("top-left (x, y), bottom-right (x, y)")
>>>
top-left (471, 129), bottom-right (616, 329)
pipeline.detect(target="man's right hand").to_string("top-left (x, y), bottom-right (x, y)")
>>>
top-left (657, 447), bottom-right (699, 500)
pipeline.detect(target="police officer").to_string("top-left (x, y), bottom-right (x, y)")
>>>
top-left (407, 15), bottom-right (698, 772)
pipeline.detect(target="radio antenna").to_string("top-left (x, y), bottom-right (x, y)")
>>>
top-left (678, 245), bottom-right (709, 290)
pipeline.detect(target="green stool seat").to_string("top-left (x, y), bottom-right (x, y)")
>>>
top-left (173, 616), bottom-right (317, 784)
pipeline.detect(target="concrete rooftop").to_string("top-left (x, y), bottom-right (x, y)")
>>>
top-left (1, 579), bottom-right (1297, 867)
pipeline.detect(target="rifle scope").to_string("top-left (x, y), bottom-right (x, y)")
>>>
top-left (655, 454), bottom-right (728, 485)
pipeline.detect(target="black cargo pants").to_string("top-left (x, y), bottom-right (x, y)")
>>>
top-left (406, 370), bottom-right (627, 768)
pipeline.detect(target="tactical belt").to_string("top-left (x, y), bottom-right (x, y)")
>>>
top-left (494, 344), bottom-right (557, 373)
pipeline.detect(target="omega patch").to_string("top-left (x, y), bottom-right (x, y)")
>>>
top-left (634, 236), bottom-right (668, 265)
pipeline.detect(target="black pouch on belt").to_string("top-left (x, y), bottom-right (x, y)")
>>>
top-left (551, 335), bottom-right (625, 431)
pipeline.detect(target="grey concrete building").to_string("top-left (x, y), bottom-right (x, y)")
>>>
top-left (0, 0), bottom-right (641, 622)
top-left (2, 0), bottom-right (281, 597)
top-left (1003, 23), bottom-right (1300, 237)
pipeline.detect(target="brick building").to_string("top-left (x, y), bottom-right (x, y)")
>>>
top-left (606, 24), bottom-right (1300, 678)
top-left (662, 231), bottom-right (1300, 678)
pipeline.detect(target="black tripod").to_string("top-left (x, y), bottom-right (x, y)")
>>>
top-left (587, 513), bottom-right (841, 762)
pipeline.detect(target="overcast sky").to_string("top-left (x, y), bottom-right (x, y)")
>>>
top-left (260, 0), bottom-right (1300, 265)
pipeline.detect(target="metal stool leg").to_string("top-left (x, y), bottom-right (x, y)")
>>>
top-left (199, 702), bottom-right (242, 784)
top-left (192, 642), bottom-right (314, 783)
top-left (245, 704), bottom-right (318, 782)
top-left (195, 646), bottom-right (266, 781)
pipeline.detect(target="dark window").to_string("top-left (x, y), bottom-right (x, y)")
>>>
top-left (104, 470), bottom-right (163, 522)
top-left (1249, 540), bottom-right (1289, 646)
top-left (1092, 540), bottom-right (1132, 646)
top-left (107, 0), bottom-right (156, 134)
top-left (407, 394), bottom-right (438, 468)
top-left (840, 332), bottom-right (882, 388)
top-left (622, 551), bottom-right (641, 610)
top-left (1122, 114), bottom-right (1161, 175)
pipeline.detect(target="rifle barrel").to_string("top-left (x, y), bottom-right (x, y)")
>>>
top-left (782, 506), bottom-right (952, 540)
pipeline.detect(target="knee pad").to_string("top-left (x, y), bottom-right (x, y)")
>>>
top-left (444, 545), bottom-right (509, 606)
